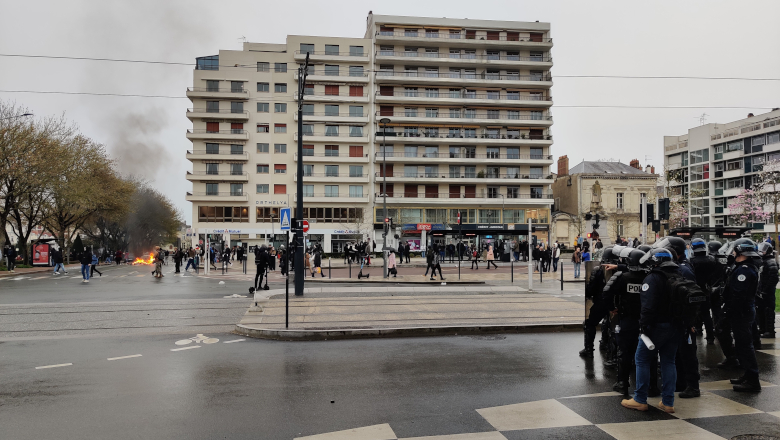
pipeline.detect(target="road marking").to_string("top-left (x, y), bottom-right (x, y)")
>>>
top-left (118, 275), bottom-right (127, 278)
top-left (107, 354), bottom-right (142, 361)
top-left (71, 276), bottom-right (82, 279)
top-left (136, 274), bottom-right (145, 277)
top-left (171, 346), bottom-right (200, 352)
top-left (32, 276), bottom-right (48, 280)
top-left (35, 363), bottom-right (73, 369)
top-left (12, 276), bottom-right (30, 280)
top-left (223, 339), bottom-right (245, 344)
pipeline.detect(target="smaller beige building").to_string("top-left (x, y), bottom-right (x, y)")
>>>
top-left (551, 156), bottom-right (658, 247)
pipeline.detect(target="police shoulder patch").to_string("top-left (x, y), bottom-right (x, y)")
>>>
top-left (737, 274), bottom-right (746, 282)
top-left (641, 283), bottom-right (649, 291)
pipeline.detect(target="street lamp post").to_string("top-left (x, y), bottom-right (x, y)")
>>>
top-left (380, 118), bottom-right (391, 278)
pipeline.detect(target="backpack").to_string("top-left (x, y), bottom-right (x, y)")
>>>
top-left (653, 269), bottom-right (707, 321)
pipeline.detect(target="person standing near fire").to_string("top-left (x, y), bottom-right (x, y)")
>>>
top-left (153, 246), bottom-right (164, 278)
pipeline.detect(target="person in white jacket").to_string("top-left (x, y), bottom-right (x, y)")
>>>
top-left (552, 242), bottom-right (561, 272)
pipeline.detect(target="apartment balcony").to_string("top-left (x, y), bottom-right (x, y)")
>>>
top-left (186, 87), bottom-right (249, 100)
top-left (374, 30), bottom-right (553, 50)
top-left (376, 172), bottom-right (554, 185)
top-left (373, 192), bottom-right (554, 206)
top-left (375, 51), bottom-right (553, 70)
top-left (723, 169), bottom-right (742, 179)
top-left (294, 152), bottom-right (370, 163)
top-left (186, 129), bottom-right (249, 141)
top-left (186, 150), bottom-right (249, 161)
top-left (186, 108), bottom-right (249, 121)
top-left (374, 71), bottom-right (553, 89)
top-left (723, 187), bottom-right (743, 197)
top-left (376, 111), bottom-right (552, 128)
top-left (186, 191), bottom-right (249, 202)
top-left (295, 69), bottom-right (370, 84)
top-left (294, 112), bottom-right (369, 125)
top-left (379, 132), bottom-right (553, 146)
top-left (185, 171), bottom-right (249, 182)
top-left (294, 50), bottom-right (369, 64)
top-left (293, 193), bottom-right (370, 204)
top-left (374, 152), bottom-right (553, 166)
top-left (294, 91), bottom-right (369, 104)
top-left (293, 172), bottom-right (370, 184)
top-left (294, 131), bottom-right (369, 143)
top-left (375, 91), bottom-right (553, 108)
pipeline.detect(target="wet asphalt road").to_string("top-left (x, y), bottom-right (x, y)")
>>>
top-left (2, 264), bottom-right (780, 439)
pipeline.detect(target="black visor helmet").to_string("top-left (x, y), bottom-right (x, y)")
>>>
top-left (732, 238), bottom-right (759, 258)
top-left (639, 248), bottom-right (675, 268)
top-left (601, 247), bottom-right (617, 264)
top-left (758, 242), bottom-right (774, 257)
top-left (655, 237), bottom-right (687, 260)
top-left (638, 245), bottom-right (652, 253)
top-left (627, 249), bottom-right (646, 269)
top-left (707, 241), bottom-right (722, 255)
top-left (691, 238), bottom-right (707, 254)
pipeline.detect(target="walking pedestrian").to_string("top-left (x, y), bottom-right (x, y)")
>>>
top-left (90, 253), bottom-right (102, 277)
top-left (52, 247), bottom-right (67, 275)
top-left (532, 245), bottom-right (541, 272)
top-left (424, 248), bottom-right (435, 277)
top-left (152, 246), bottom-right (164, 278)
top-left (173, 247), bottom-right (183, 273)
top-left (185, 247), bottom-right (195, 272)
top-left (485, 243), bottom-right (498, 269)
top-left (572, 246), bottom-right (582, 279)
top-left (432, 246), bottom-right (445, 280)
top-left (470, 245), bottom-right (480, 269)
top-left (78, 247), bottom-right (91, 283)
top-left (552, 242), bottom-right (561, 272)
top-left (114, 249), bottom-right (123, 265)
top-left (5, 245), bottom-right (17, 273)
top-left (388, 250), bottom-right (397, 278)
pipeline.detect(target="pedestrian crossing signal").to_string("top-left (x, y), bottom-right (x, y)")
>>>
top-left (457, 212), bottom-right (461, 225)
top-left (587, 233), bottom-right (592, 239)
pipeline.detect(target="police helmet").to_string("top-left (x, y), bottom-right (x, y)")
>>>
top-left (638, 245), bottom-right (652, 253)
top-left (732, 238), bottom-right (759, 258)
top-left (279, 245), bottom-right (285, 250)
top-left (601, 247), bottom-right (617, 264)
top-left (691, 238), bottom-right (707, 254)
top-left (639, 248), bottom-right (675, 268)
top-left (655, 237), bottom-right (687, 260)
top-left (627, 249), bottom-right (646, 269)
top-left (707, 241), bottom-right (722, 255)
top-left (611, 245), bottom-right (626, 258)
top-left (758, 242), bottom-right (774, 257)
top-left (619, 247), bottom-right (633, 261)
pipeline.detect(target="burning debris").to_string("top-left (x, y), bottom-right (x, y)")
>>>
top-left (132, 254), bottom-right (155, 265)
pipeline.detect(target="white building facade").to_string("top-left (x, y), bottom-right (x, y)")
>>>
top-left (186, 13), bottom-right (555, 252)
top-left (663, 109), bottom-right (780, 231)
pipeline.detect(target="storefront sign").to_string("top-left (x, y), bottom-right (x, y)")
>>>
top-left (255, 200), bottom-right (289, 205)
top-left (207, 229), bottom-right (244, 234)
top-left (417, 223), bottom-right (432, 231)
top-left (333, 230), bottom-right (360, 234)
top-left (534, 225), bottom-right (550, 231)
top-left (403, 223), bottom-right (445, 232)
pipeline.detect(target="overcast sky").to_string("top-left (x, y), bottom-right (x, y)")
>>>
top-left (2, 0), bottom-right (778, 223)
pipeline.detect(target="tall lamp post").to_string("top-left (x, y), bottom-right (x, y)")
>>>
top-left (294, 54), bottom-right (310, 296)
top-left (380, 118), bottom-right (391, 278)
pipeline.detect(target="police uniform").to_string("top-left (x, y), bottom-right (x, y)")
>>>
top-left (253, 247), bottom-right (270, 290)
top-left (757, 254), bottom-right (778, 337)
top-left (580, 265), bottom-right (609, 356)
top-left (723, 260), bottom-right (760, 383)
top-left (690, 252), bottom-right (720, 342)
top-left (674, 257), bottom-right (701, 396)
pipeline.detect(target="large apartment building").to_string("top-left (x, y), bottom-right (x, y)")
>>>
top-left (663, 109), bottom-right (780, 232)
top-left (186, 13), bottom-right (555, 252)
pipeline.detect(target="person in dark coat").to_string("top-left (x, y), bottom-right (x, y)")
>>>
top-left (52, 247), bottom-right (67, 275)
top-left (78, 247), bottom-right (92, 283)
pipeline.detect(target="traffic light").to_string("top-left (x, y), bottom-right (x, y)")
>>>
top-left (457, 211), bottom-right (461, 225)
top-left (658, 198), bottom-right (670, 220)
top-left (593, 214), bottom-right (600, 229)
top-left (383, 217), bottom-right (389, 236)
top-left (586, 233), bottom-right (592, 239)
top-left (389, 217), bottom-right (394, 230)
top-left (640, 203), bottom-right (655, 223)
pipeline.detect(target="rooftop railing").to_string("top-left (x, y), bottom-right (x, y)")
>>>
top-left (376, 71), bottom-right (552, 81)
top-left (376, 91), bottom-right (551, 101)
top-left (376, 31), bottom-right (552, 43)
top-left (187, 108), bottom-right (249, 115)
top-left (187, 87), bottom-right (248, 94)
top-left (376, 51), bottom-right (552, 62)
top-left (374, 192), bottom-right (554, 200)
top-left (375, 172), bottom-right (553, 180)
top-left (295, 50), bottom-right (367, 57)
top-left (375, 152), bottom-right (552, 160)
top-left (376, 110), bottom-right (552, 121)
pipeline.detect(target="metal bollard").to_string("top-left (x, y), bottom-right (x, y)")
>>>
top-left (349, 261), bottom-right (351, 278)
top-left (511, 259), bottom-right (513, 283)
top-left (560, 262), bottom-right (564, 291)
top-left (539, 264), bottom-right (542, 283)
top-left (328, 258), bottom-right (331, 279)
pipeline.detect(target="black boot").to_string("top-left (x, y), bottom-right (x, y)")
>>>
top-left (733, 377), bottom-right (762, 392)
top-left (729, 375), bottom-right (746, 385)
top-left (717, 357), bottom-right (740, 369)
top-left (679, 387), bottom-right (701, 398)
top-left (612, 381), bottom-right (628, 396)
top-left (579, 325), bottom-right (597, 358)
top-left (762, 311), bottom-right (776, 338)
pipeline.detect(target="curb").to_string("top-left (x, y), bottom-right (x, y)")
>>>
top-left (234, 322), bottom-right (581, 341)
top-left (304, 278), bottom-right (486, 285)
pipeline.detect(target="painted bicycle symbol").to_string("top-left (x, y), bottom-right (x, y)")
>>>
top-left (175, 334), bottom-right (220, 346)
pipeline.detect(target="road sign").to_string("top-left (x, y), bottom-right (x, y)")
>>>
top-left (280, 208), bottom-right (291, 231)
top-left (302, 220), bottom-right (310, 233)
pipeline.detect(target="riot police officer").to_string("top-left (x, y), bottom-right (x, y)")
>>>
top-left (690, 239), bottom-right (719, 345)
top-left (757, 242), bottom-right (778, 339)
top-left (724, 239), bottom-right (762, 392)
top-left (579, 247), bottom-right (616, 358)
top-left (621, 248), bottom-right (682, 413)
top-left (253, 245), bottom-right (271, 291)
top-left (609, 248), bottom-right (658, 397)
top-left (710, 241), bottom-right (739, 368)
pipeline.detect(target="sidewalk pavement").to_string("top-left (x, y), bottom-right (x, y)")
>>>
top-left (0, 263), bottom-right (82, 278)
top-left (235, 284), bottom-right (585, 341)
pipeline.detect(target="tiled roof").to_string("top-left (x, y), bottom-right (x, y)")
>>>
top-left (569, 161), bottom-right (652, 175)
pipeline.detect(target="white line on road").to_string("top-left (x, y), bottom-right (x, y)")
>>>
top-left (223, 339), bottom-right (246, 344)
top-left (32, 276), bottom-right (48, 280)
top-left (35, 363), bottom-right (73, 369)
top-left (170, 346), bottom-right (201, 352)
top-left (107, 354), bottom-right (142, 361)
top-left (136, 274), bottom-right (145, 277)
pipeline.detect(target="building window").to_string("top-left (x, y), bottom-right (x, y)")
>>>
top-left (325, 125), bottom-right (339, 136)
top-left (303, 164), bottom-right (313, 176)
top-left (205, 183), bottom-right (219, 196)
top-left (349, 165), bottom-right (363, 177)
top-left (349, 185), bottom-right (363, 197)
top-left (228, 102), bottom-right (243, 114)
top-left (616, 220), bottom-right (624, 237)
top-left (230, 184), bottom-right (243, 196)
top-left (479, 209), bottom-right (500, 223)
top-left (257, 102), bottom-right (269, 112)
top-left (325, 145), bottom-right (339, 156)
top-left (256, 184), bottom-right (269, 194)
top-left (257, 143), bottom-right (269, 153)
top-left (206, 122), bottom-right (219, 133)
top-left (349, 106), bottom-right (363, 117)
top-left (304, 84), bottom-right (314, 95)
top-left (302, 104), bottom-right (314, 115)
top-left (196, 56), bottom-right (219, 70)
top-left (274, 143), bottom-right (287, 154)
top-left (257, 62), bottom-right (269, 72)
top-left (274, 83), bottom-right (287, 93)
top-left (325, 185), bottom-right (339, 197)
top-left (349, 126), bottom-right (363, 137)
top-left (274, 103), bottom-right (287, 113)
top-left (325, 104), bottom-right (339, 116)
top-left (230, 123), bottom-right (243, 134)
top-left (230, 144), bottom-right (243, 155)
top-left (274, 184), bottom-right (286, 194)
top-left (616, 192), bottom-right (624, 209)
top-left (256, 164), bottom-right (269, 174)
top-left (274, 63), bottom-right (287, 72)
top-left (206, 80), bottom-right (219, 92)
top-left (300, 43), bottom-right (314, 54)
top-left (274, 124), bottom-right (286, 133)
top-left (325, 85), bottom-right (339, 95)
top-left (530, 186), bottom-right (543, 199)
top-left (274, 164), bottom-right (286, 174)
top-left (349, 66), bottom-right (364, 77)
top-left (199, 206), bottom-right (249, 223)
top-left (303, 185), bottom-right (314, 197)
top-left (257, 124), bottom-right (269, 133)
top-left (206, 163), bottom-right (219, 175)
top-left (325, 165), bottom-right (339, 177)
top-left (349, 86), bottom-right (363, 96)
top-left (301, 124), bottom-right (314, 135)
top-left (205, 143), bottom-right (219, 154)
top-left (349, 45), bottom-right (364, 56)
top-left (206, 101), bottom-right (219, 113)
top-left (257, 82), bottom-right (269, 92)
top-left (507, 187), bottom-right (519, 199)
top-left (325, 44), bottom-right (339, 55)
top-left (302, 145), bottom-right (314, 156)
top-left (324, 65), bottom-right (339, 76)
top-left (230, 81), bottom-right (244, 93)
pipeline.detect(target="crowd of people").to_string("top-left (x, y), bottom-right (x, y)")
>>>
top-left (580, 236), bottom-right (775, 414)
